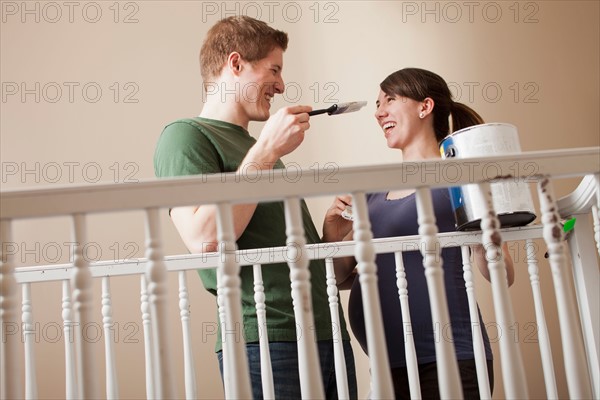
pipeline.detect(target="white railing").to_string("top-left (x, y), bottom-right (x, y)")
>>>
top-left (1, 147), bottom-right (599, 399)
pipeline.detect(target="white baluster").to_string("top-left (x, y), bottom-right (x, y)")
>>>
top-left (216, 266), bottom-right (231, 398)
top-left (215, 202), bottom-right (252, 399)
top-left (144, 207), bottom-right (175, 399)
top-left (538, 178), bottom-right (593, 398)
top-left (22, 283), bottom-right (38, 399)
top-left (460, 246), bottom-right (490, 400)
top-left (593, 173), bottom-right (600, 257)
top-left (253, 264), bottom-right (274, 399)
top-left (394, 251), bottom-right (421, 399)
top-left (593, 205), bottom-right (600, 257)
top-left (415, 187), bottom-right (462, 399)
top-left (178, 271), bottom-right (197, 400)
top-left (140, 274), bottom-right (154, 400)
top-left (70, 213), bottom-right (99, 399)
top-left (102, 277), bottom-right (119, 399)
top-left (283, 197), bottom-right (324, 399)
top-left (525, 239), bottom-right (558, 399)
top-left (0, 219), bottom-right (23, 400)
top-left (351, 192), bottom-right (394, 399)
top-left (325, 258), bottom-right (349, 399)
top-left (589, 173), bottom-right (600, 399)
top-left (564, 214), bottom-right (600, 400)
top-left (474, 182), bottom-right (528, 398)
top-left (62, 280), bottom-right (77, 400)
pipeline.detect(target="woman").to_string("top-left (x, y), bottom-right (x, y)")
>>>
top-left (322, 68), bottom-right (514, 399)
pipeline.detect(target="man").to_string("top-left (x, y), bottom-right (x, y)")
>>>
top-left (154, 16), bottom-right (357, 399)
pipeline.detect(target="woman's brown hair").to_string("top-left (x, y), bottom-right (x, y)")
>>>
top-left (380, 68), bottom-right (484, 142)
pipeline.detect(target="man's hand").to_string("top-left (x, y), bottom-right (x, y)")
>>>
top-left (253, 105), bottom-right (312, 162)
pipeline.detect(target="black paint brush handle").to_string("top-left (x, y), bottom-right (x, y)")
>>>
top-left (308, 104), bottom-right (337, 116)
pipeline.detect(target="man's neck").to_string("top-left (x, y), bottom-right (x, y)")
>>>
top-left (200, 95), bottom-right (249, 130)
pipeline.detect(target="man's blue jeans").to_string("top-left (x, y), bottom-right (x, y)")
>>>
top-left (218, 340), bottom-right (358, 399)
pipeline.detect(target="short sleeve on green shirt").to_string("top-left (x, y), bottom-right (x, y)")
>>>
top-left (155, 119), bottom-right (228, 177)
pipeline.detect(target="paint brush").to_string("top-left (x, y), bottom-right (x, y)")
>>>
top-left (308, 101), bottom-right (368, 116)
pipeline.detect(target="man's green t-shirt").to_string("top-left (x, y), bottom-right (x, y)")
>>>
top-left (154, 117), bottom-right (349, 352)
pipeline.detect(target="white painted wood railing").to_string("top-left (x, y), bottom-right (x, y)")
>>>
top-left (1, 148), bottom-right (599, 399)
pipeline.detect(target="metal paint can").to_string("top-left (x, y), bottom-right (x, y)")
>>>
top-left (439, 123), bottom-right (536, 231)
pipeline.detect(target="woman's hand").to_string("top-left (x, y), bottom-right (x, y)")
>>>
top-left (322, 195), bottom-right (354, 243)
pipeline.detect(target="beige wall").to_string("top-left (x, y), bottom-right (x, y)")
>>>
top-left (1, 1), bottom-right (598, 398)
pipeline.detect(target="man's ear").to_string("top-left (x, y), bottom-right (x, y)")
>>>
top-left (227, 52), bottom-right (243, 75)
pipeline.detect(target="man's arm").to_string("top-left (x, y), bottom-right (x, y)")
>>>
top-left (171, 106), bottom-right (312, 253)
top-left (170, 144), bottom-right (279, 253)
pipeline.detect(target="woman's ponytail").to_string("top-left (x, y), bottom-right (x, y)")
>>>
top-left (450, 101), bottom-right (484, 133)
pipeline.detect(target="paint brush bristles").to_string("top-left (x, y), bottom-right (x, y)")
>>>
top-left (308, 101), bottom-right (367, 116)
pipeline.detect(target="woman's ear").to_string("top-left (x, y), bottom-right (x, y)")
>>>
top-left (420, 97), bottom-right (435, 116)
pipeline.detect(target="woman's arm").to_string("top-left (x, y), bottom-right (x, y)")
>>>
top-left (337, 267), bottom-right (358, 290)
top-left (322, 195), bottom-right (357, 285)
top-left (471, 242), bottom-right (515, 287)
